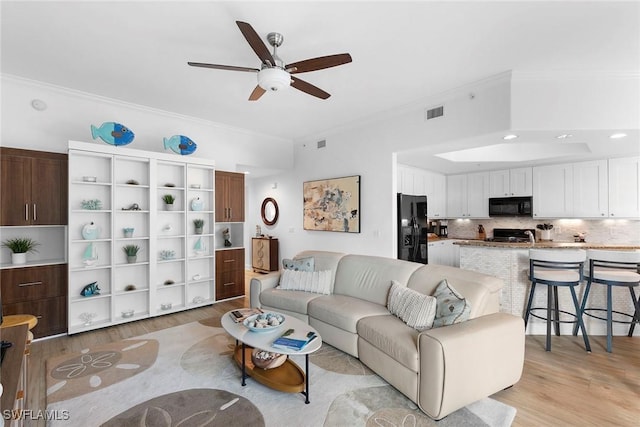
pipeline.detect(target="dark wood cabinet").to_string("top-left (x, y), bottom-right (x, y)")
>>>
top-left (252, 237), bottom-right (279, 273)
top-left (215, 171), bottom-right (245, 222)
top-left (1, 264), bottom-right (68, 338)
top-left (215, 248), bottom-right (245, 300)
top-left (0, 148), bottom-right (68, 226)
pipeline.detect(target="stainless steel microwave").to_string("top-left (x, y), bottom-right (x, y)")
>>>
top-left (488, 196), bottom-right (533, 217)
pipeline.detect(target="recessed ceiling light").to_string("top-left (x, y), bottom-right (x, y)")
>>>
top-left (609, 133), bottom-right (627, 139)
top-left (503, 134), bottom-right (518, 140)
top-left (556, 134), bottom-right (573, 139)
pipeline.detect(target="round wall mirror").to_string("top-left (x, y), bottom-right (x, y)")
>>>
top-left (261, 197), bottom-right (279, 226)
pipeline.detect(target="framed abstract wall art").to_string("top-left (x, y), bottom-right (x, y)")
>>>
top-left (303, 175), bottom-right (360, 233)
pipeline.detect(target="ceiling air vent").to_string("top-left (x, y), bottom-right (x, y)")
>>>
top-left (317, 139), bottom-right (326, 149)
top-left (425, 105), bottom-right (444, 121)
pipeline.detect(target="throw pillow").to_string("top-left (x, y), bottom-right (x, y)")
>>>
top-left (279, 269), bottom-right (332, 295)
top-left (282, 257), bottom-right (315, 272)
top-left (432, 279), bottom-right (471, 327)
top-left (387, 280), bottom-right (436, 331)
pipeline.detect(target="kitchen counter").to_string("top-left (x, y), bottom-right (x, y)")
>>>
top-left (454, 240), bottom-right (640, 250)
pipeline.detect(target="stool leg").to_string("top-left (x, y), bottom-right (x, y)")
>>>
top-left (606, 285), bottom-right (613, 353)
top-left (628, 286), bottom-right (640, 337)
top-left (524, 282), bottom-right (537, 329)
top-left (573, 279), bottom-right (592, 336)
top-left (570, 285), bottom-right (591, 352)
top-left (546, 285), bottom-right (552, 351)
top-left (553, 286), bottom-right (560, 336)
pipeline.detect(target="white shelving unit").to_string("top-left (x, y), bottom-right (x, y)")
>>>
top-left (67, 141), bottom-right (215, 334)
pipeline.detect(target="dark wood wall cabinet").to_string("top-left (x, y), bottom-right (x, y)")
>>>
top-left (1, 264), bottom-right (68, 338)
top-left (0, 147), bottom-right (68, 226)
top-left (215, 248), bottom-right (245, 300)
top-left (252, 237), bottom-right (279, 273)
top-left (215, 171), bottom-right (245, 223)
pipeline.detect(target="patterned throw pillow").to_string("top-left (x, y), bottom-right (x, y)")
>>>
top-left (432, 279), bottom-right (471, 327)
top-left (279, 269), bottom-right (332, 295)
top-left (282, 257), bottom-right (315, 272)
top-left (387, 280), bottom-right (436, 331)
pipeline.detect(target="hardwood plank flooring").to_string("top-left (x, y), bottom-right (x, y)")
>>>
top-left (23, 274), bottom-right (640, 427)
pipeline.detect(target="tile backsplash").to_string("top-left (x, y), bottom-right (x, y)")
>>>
top-left (446, 218), bottom-right (640, 245)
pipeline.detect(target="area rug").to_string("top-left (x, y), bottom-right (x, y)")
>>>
top-left (45, 317), bottom-right (516, 426)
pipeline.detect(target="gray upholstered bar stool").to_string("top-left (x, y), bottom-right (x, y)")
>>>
top-left (574, 249), bottom-right (640, 353)
top-left (524, 249), bottom-right (591, 352)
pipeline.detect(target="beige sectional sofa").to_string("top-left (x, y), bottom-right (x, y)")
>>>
top-left (250, 250), bottom-right (525, 420)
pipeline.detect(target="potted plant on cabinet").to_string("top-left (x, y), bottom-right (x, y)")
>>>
top-left (2, 237), bottom-right (40, 265)
top-left (193, 219), bottom-right (205, 235)
top-left (123, 244), bottom-right (141, 263)
top-left (162, 194), bottom-right (176, 211)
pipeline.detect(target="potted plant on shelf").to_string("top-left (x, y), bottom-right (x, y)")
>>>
top-left (536, 223), bottom-right (554, 241)
top-left (162, 194), bottom-right (176, 211)
top-left (123, 244), bottom-right (141, 263)
top-left (193, 218), bottom-right (205, 235)
top-left (2, 237), bottom-right (39, 265)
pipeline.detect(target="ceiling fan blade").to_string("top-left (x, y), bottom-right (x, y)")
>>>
top-left (286, 53), bottom-right (352, 74)
top-left (236, 21), bottom-right (275, 66)
top-left (187, 62), bottom-right (259, 73)
top-left (290, 76), bottom-right (330, 99)
top-left (249, 85), bottom-right (267, 101)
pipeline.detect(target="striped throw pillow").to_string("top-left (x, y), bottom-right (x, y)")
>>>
top-left (279, 269), bottom-right (332, 295)
top-left (387, 280), bottom-right (436, 331)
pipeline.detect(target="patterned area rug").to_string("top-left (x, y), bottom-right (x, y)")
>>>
top-left (45, 317), bottom-right (516, 426)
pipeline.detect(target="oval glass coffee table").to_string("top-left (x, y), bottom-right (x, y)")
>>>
top-left (221, 310), bottom-right (322, 404)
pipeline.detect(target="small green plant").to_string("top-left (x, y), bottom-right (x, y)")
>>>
top-left (122, 244), bottom-right (141, 256)
top-left (193, 219), bottom-right (205, 228)
top-left (2, 237), bottom-right (40, 254)
top-left (162, 194), bottom-right (175, 204)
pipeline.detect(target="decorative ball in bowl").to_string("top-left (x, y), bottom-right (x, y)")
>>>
top-left (243, 312), bottom-right (285, 332)
top-left (251, 349), bottom-right (286, 370)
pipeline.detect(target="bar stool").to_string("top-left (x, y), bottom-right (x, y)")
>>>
top-left (524, 249), bottom-right (591, 352)
top-left (574, 249), bottom-right (640, 353)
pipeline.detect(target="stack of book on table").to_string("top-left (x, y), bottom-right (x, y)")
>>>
top-left (229, 308), bottom-right (262, 323)
top-left (272, 328), bottom-right (318, 351)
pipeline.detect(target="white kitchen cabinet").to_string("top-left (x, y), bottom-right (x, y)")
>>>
top-left (489, 168), bottom-right (532, 197)
top-left (532, 163), bottom-right (573, 218)
top-left (67, 141), bottom-right (215, 334)
top-left (608, 157), bottom-right (640, 219)
top-left (398, 164), bottom-right (446, 218)
top-left (446, 172), bottom-right (489, 218)
top-left (573, 160), bottom-right (608, 218)
top-left (428, 240), bottom-right (459, 267)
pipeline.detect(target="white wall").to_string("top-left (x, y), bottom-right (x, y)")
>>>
top-left (0, 76), bottom-right (294, 173)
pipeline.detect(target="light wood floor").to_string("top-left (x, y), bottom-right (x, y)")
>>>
top-left (25, 276), bottom-right (639, 427)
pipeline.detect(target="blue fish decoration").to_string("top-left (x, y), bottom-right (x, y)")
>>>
top-left (163, 135), bottom-right (197, 155)
top-left (91, 122), bottom-right (135, 146)
top-left (80, 281), bottom-right (101, 297)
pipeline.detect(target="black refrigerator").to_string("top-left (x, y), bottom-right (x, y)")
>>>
top-left (397, 193), bottom-right (428, 264)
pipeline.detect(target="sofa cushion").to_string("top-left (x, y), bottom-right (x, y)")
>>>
top-left (259, 288), bottom-right (322, 315)
top-left (357, 314), bottom-right (420, 372)
top-left (279, 269), bottom-right (332, 295)
top-left (432, 279), bottom-right (471, 327)
top-left (283, 257), bottom-right (314, 272)
top-left (387, 280), bottom-right (436, 331)
top-left (308, 295), bottom-right (390, 333)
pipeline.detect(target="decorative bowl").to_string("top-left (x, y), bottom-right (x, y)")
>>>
top-left (121, 309), bottom-right (134, 318)
top-left (82, 176), bottom-right (97, 182)
top-left (243, 312), bottom-right (285, 333)
top-left (160, 302), bottom-right (172, 310)
top-left (251, 349), bottom-right (286, 370)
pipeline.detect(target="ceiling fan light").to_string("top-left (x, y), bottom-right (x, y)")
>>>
top-left (258, 68), bottom-right (291, 92)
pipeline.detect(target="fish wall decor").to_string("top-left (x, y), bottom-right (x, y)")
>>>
top-left (91, 122), bottom-right (135, 146)
top-left (163, 135), bottom-right (197, 155)
top-left (80, 281), bottom-right (101, 297)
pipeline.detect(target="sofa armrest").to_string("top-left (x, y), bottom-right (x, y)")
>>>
top-left (249, 271), bottom-right (281, 308)
top-left (417, 313), bottom-right (524, 420)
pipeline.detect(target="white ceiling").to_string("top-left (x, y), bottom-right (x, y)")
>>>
top-left (2, 1), bottom-right (639, 172)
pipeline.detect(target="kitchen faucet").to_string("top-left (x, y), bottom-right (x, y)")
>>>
top-left (524, 230), bottom-right (535, 245)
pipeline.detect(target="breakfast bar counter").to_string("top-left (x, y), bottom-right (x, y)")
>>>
top-left (455, 241), bottom-right (639, 337)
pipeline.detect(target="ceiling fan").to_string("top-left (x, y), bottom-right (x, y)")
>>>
top-left (188, 21), bottom-right (352, 101)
